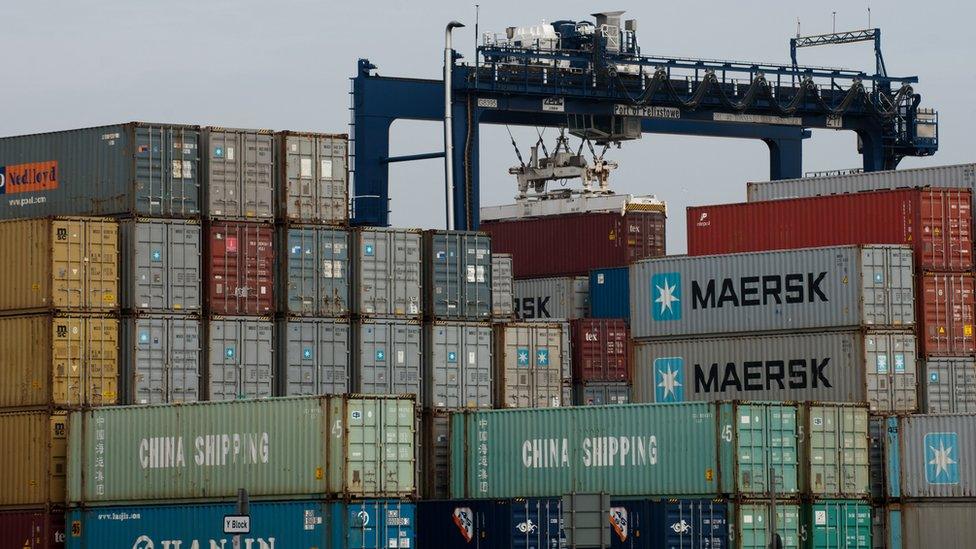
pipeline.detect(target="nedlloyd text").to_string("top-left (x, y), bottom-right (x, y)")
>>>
top-left (521, 435), bottom-right (658, 469)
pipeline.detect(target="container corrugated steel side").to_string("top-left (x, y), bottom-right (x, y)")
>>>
top-left (120, 315), bottom-right (201, 404)
top-left (119, 218), bottom-right (200, 312)
top-left (799, 404), bottom-right (870, 498)
top-left (419, 410), bottom-right (451, 499)
top-left (276, 131), bottom-right (349, 225)
top-left (352, 318), bottom-right (422, 398)
top-left (449, 401), bottom-right (798, 499)
top-left (0, 509), bottom-right (64, 549)
top-left (633, 331), bottom-right (918, 413)
top-left (513, 276), bottom-right (589, 320)
top-left (919, 273), bottom-right (976, 356)
top-left (572, 382), bottom-right (631, 405)
top-left (805, 499), bottom-right (872, 549)
top-left (423, 230), bottom-right (492, 320)
top-left (687, 189), bottom-right (973, 272)
top-left (206, 316), bottom-right (273, 400)
top-left (493, 322), bottom-right (569, 408)
top-left (922, 357), bottom-right (976, 413)
top-left (67, 395), bottom-right (416, 504)
top-left (279, 226), bottom-right (350, 316)
top-left (65, 499), bottom-right (415, 549)
top-left (571, 318), bottom-right (629, 382)
top-left (206, 221), bottom-right (275, 315)
top-left (0, 411), bottom-right (67, 508)
top-left (892, 501), bottom-right (976, 547)
top-left (0, 314), bottom-right (119, 408)
top-left (746, 162), bottom-right (976, 202)
top-left (491, 253), bottom-right (515, 319)
top-left (590, 266), bottom-right (630, 321)
top-left (629, 245), bottom-right (915, 340)
top-left (481, 208), bottom-right (666, 278)
top-left (896, 412), bottom-right (976, 498)
top-left (0, 217), bottom-right (118, 313)
top-left (0, 123), bottom-right (201, 219)
top-left (353, 227), bottom-right (422, 318)
top-left (276, 317), bottom-right (350, 396)
top-left (731, 501), bottom-right (802, 549)
top-left (424, 321), bottom-right (492, 409)
top-left (201, 128), bottom-right (274, 220)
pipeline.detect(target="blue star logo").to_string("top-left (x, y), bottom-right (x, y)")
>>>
top-left (894, 354), bottom-right (905, 372)
top-left (225, 346), bottom-right (235, 358)
top-left (654, 357), bottom-right (685, 403)
top-left (214, 146), bottom-right (224, 158)
top-left (303, 347), bottom-right (312, 360)
top-left (536, 349), bottom-right (549, 366)
top-left (364, 244), bottom-right (375, 256)
top-left (516, 348), bottom-right (530, 367)
top-left (651, 273), bottom-right (682, 321)
top-left (151, 249), bottom-right (162, 262)
top-left (447, 351), bottom-right (457, 363)
top-left (139, 331), bottom-right (149, 343)
top-left (930, 372), bottom-right (939, 382)
top-left (924, 432), bottom-right (959, 484)
top-left (375, 349), bottom-right (385, 361)
top-left (877, 356), bottom-right (889, 374)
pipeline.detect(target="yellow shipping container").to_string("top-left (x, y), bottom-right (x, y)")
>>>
top-left (0, 410), bottom-right (67, 508)
top-left (0, 217), bottom-right (118, 313)
top-left (0, 314), bottom-right (119, 408)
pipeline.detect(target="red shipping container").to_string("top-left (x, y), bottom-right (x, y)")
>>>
top-left (687, 188), bottom-right (972, 271)
top-left (919, 273), bottom-right (976, 356)
top-left (481, 210), bottom-right (666, 278)
top-left (0, 509), bottom-right (64, 549)
top-left (570, 318), bottom-right (630, 382)
top-left (206, 221), bottom-right (274, 315)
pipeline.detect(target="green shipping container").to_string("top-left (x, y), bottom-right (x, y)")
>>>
top-left (449, 401), bottom-right (799, 499)
top-left (805, 500), bottom-right (871, 549)
top-left (732, 501), bottom-right (802, 549)
top-left (67, 395), bottom-right (415, 505)
top-left (799, 404), bottom-right (870, 498)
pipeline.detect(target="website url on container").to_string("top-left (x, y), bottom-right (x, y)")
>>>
top-left (7, 196), bottom-right (47, 207)
top-left (97, 512), bottom-right (142, 521)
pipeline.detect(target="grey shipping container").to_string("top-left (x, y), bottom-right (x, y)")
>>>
top-left (353, 228), bottom-right (422, 318)
top-left (573, 382), bottom-right (631, 405)
top-left (884, 501), bottom-right (976, 547)
top-left (420, 410), bottom-right (451, 499)
top-left (798, 403), bottom-right (870, 498)
top-left (633, 330), bottom-right (918, 413)
top-left (207, 316), bottom-right (274, 400)
top-left (562, 493), bottom-right (611, 549)
top-left (279, 226), bottom-right (350, 316)
top-left (424, 322), bottom-right (493, 409)
top-left (0, 122), bottom-right (200, 219)
top-left (922, 357), bottom-right (976, 413)
top-left (423, 230), bottom-right (492, 320)
top-left (276, 131), bottom-right (348, 224)
top-left (630, 245), bottom-right (915, 339)
top-left (491, 253), bottom-right (515, 319)
top-left (120, 315), bottom-right (201, 404)
top-left (119, 219), bottom-right (201, 312)
top-left (896, 413), bottom-right (976, 498)
top-left (353, 318), bottom-right (422, 398)
top-left (201, 128), bottom-right (274, 220)
top-left (513, 276), bottom-right (589, 320)
top-left (276, 317), bottom-right (350, 396)
top-left (494, 322), bottom-right (569, 408)
top-left (747, 162), bottom-right (976, 202)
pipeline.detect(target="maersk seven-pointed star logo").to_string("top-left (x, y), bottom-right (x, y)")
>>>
top-left (654, 357), bottom-right (685, 402)
top-left (537, 348), bottom-right (549, 366)
top-left (651, 272), bottom-right (682, 321)
top-left (517, 348), bottom-right (530, 367)
top-left (925, 432), bottom-right (959, 484)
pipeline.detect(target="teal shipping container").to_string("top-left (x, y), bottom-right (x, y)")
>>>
top-left (67, 395), bottom-right (415, 505)
top-left (731, 501), bottom-right (801, 549)
top-left (449, 401), bottom-right (799, 499)
top-left (65, 499), bottom-right (415, 549)
top-left (805, 500), bottom-right (871, 549)
top-left (799, 404), bottom-right (870, 498)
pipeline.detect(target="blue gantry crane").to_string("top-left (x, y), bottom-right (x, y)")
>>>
top-left (350, 11), bottom-right (938, 228)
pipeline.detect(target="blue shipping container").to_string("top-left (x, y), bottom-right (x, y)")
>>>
top-left (418, 498), bottom-right (565, 549)
top-left (590, 267), bottom-right (630, 321)
top-left (610, 499), bottom-right (729, 549)
top-left (66, 499), bottom-right (415, 549)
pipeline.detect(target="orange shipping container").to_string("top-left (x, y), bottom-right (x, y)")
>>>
top-left (0, 411), bottom-right (67, 508)
top-left (919, 273), bottom-right (976, 356)
top-left (0, 314), bottom-right (118, 408)
top-left (0, 217), bottom-right (118, 313)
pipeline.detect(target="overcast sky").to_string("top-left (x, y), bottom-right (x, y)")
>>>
top-left (5, 1), bottom-right (973, 252)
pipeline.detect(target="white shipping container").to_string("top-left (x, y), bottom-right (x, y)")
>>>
top-left (493, 322), bottom-right (569, 408)
top-left (921, 358), bottom-right (976, 413)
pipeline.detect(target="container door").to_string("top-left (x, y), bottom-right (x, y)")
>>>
top-left (282, 320), bottom-right (318, 395)
top-left (168, 221), bottom-right (201, 311)
top-left (429, 233), bottom-right (460, 318)
top-left (660, 499), bottom-right (729, 549)
top-left (809, 500), bottom-right (872, 549)
top-left (240, 320), bottom-right (273, 399)
top-left (491, 255), bottom-right (514, 318)
top-left (390, 322), bottom-right (421, 397)
top-left (461, 234), bottom-right (491, 319)
top-left (282, 135), bottom-right (316, 222)
top-left (318, 229), bottom-right (349, 316)
top-left (531, 325), bottom-right (564, 408)
top-left (240, 132), bottom-right (274, 219)
top-left (463, 325), bottom-right (492, 408)
top-left (860, 246), bottom-right (915, 327)
top-left (50, 220), bottom-right (86, 310)
top-left (240, 224), bottom-right (274, 314)
top-left (208, 319), bottom-right (240, 400)
top-left (209, 224), bottom-right (241, 314)
top-left (865, 332), bottom-right (918, 413)
top-left (735, 403), bottom-right (798, 496)
top-left (512, 498), bottom-right (564, 549)
top-left (735, 503), bottom-right (801, 549)
top-left (315, 320), bottom-right (350, 394)
top-left (169, 318), bottom-right (201, 403)
top-left (335, 501), bottom-right (416, 549)
top-left (316, 135), bottom-right (348, 224)
top-left (625, 211), bottom-right (667, 262)
top-left (85, 220), bottom-right (118, 311)
top-left (918, 188), bottom-right (973, 271)
top-left (87, 317), bottom-right (118, 406)
top-left (358, 232), bottom-right (390, 315)
top-left (358, 323), bottom-right (392, 394)
top-left (206, 130), bottom-right (241, 217)
top-left (286, 228), bottom-right (317, 314)
top-left (390, 231), bottom-right (422, 317)
top-left (425, 412), bottom-right (451, 499)
top-left (343, 398), bottom-right (415, 496)
top-left (428, 323), bottom-right (463, 408)
top-left (132, 221), bottom-right (168, 310)
top-left (133, 125), bottom-right (200, 217)
top-left (128, 316), bottom-right (167, 404)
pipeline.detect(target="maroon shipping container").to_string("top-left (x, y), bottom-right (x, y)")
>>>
top-left (570, 318), bottom-right (630, 382)
top-left (0, 509), bottom-right (64, 549)
top-left (919, 273), bottom-right (976, 356)
top-left (481, 210), bottom-right (666, 278)
top-left (687, 188), bottom-right (973, 271)
top-left (206, 221), bottom-right (274, 315)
